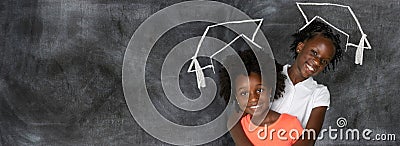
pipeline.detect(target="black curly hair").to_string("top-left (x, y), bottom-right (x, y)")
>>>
top-left (218, 49), bottom-right (286, 105)
top-left (290, 20), bottom-right (343, 71)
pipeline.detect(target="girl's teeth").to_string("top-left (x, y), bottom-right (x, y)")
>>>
top-left (250, 105), bottom-right (260, 109)
top-left (307, 64), bottom-right (314, 71)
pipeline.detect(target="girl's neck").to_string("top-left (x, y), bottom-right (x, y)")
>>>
top-left (287, 65), bottom-right (307, 85)
top-left (263, 110), bottom-right (280, 125)
top-left (250, 110), bottom-right (280, 126)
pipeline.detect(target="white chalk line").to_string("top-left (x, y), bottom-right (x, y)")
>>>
top-left (296, 2), bottom-right (372, 65)
top-left (187, 19), bottom-right (264, 89)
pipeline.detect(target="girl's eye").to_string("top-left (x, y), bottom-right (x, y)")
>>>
top-left (240, 91), bottom-right (248, 96)
top-left (311, 50), bottom-right (317, 56)
top-left (257, 88), bottom-right (264, 93)
top-left (321, 60), bottom-right (329, 65)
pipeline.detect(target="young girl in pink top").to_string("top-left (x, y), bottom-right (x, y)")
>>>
top-left (219, 50), bottom-right (303, 145)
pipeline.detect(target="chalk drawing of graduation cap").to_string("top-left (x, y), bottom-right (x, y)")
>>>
top-left (187, 19), bottom-right (264, 89)
top-left (296, 2), bottom-right (372, 65)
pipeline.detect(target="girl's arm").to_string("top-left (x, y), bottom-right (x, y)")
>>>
top-left (227, 111), bottom-right (253, 146)
top-left (229, 122), bottom-right (253, 146)
top-left (293, 106), bottom-right (327, 146)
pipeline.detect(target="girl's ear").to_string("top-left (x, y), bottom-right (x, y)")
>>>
top-left (233, 99), bottom-right (242, 113)
top-left (296, 42), bottom-right (305, 53)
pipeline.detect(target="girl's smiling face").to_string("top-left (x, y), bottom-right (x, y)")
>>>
top-left (293, 35), bottom-right (336, 79)
top-left (234, 72), bottom-right (269, 116)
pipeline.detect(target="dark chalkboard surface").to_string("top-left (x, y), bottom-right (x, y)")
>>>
top-left (1, 0), bottom-right (399, 145)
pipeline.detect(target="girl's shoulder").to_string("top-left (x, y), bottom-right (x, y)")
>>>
top-left (279, 113), bottom-right (299, 121)
top-left (273, 113), bottom-right (303, 132)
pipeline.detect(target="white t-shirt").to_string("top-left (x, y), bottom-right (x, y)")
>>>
top-left (271, 64), bottom-right (330, 128)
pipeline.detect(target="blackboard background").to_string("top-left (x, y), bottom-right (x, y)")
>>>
top-left (1, 0), bottom-right (399, 145)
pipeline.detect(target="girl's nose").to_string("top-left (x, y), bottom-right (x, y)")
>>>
top-left (248, 93), bottom-right (259, 103)
top-left (312, 58), bottom-right (322, 68)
